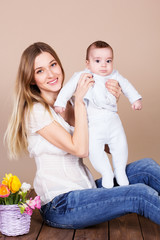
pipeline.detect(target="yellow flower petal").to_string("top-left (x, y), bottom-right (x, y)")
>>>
top-left (9, 176), bottom-right (21, 193)
top-left (2, 173), bottom-right (13, 188)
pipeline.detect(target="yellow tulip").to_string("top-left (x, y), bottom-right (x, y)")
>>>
top-left (9, 175), bottom-right (21, 193)
top-left (2, 173), bottom-right (13, 187)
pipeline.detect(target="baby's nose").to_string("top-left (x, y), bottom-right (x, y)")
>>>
top-left (101, 61), bottom-right (107, 66)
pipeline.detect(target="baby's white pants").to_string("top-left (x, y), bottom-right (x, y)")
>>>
top-left (87, 107), bottom-right (129, 188)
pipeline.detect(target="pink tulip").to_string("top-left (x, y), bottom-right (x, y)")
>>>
top-left (26, 198), bottom-right (35, 210)
top-left (26, 196), bottom-right (41, 212)
top-left (34, 196), bottom-right (41, 209)
top-left (24, 206), bottom-right (33, 216)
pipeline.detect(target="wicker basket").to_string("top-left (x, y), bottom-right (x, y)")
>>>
top-left (0, 204), bottom-right (31, 236)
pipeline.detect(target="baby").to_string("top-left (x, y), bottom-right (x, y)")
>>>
top-left (54, 40), bottom-right (142, 188)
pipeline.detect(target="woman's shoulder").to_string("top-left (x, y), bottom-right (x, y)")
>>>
top-left (31, 102), bottom-right (55, 117)
top-left (32, 102), bottom-right (46, 112)
top-left (27, 102), bottom-right (54, 123)
top-left (26, 102), bottom-right (54, 134)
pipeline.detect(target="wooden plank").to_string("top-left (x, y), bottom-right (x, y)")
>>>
top-left (0, 232), bottom-right (5, 240)
top-left (2, 188), bottom-right (160, 240)
top-left (74, 222), bottom-right (108, 240)
top-left (138, 215), bottom-right (160, 240)
top-left (38, 224), bottom-right (74, 240)
top-left (109, 213), bottom-right (143, 240)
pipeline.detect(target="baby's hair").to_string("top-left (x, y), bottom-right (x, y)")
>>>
top-left (86, 40), bottom-right (113, 60)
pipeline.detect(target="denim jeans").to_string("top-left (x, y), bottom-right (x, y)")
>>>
top-left (40, 158), bottom-right (160, 228)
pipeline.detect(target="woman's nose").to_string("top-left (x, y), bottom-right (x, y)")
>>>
top-left (47, 68), bottom-right (54, 77)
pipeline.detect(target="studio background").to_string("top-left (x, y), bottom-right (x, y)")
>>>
top-left (1, 0), bottom-right (160, 184)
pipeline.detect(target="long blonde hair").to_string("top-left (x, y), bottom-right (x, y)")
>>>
top-left (5, 42), bottom-right (64, 159)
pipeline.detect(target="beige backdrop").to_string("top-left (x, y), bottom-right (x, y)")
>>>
top-left (0, 0), bottom-right (160, 184)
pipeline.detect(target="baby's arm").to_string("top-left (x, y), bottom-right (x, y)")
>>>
top-left (54, 106), bottom-right (66, 113)
top-left (54, 72), bottom-right (81, 112)
top-left (116, 71), bottom-right (142, 109)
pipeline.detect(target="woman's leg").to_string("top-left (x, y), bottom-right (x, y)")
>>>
top-left (96, 158), bottom-right (160, 193)
top-left (126, 158), bottom-right (160, 194)
top-left (41, 182), bottom-right (160, 229)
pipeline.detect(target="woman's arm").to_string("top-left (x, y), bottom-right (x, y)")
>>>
top-left (37, 73), bottom-right (94, 157)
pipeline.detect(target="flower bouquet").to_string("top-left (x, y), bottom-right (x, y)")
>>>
top-left (0, 173), bottom-right (41, 236)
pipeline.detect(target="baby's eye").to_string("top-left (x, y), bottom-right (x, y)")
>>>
top-left (95, 60), bottom-right (100, 63)
top-left (106, 60), bottom-right (112, 63)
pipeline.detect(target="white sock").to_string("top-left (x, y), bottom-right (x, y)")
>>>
top-left (114, 168), bottom-right (129, 186)
top-left (102, 171), bottom-right (114, 188)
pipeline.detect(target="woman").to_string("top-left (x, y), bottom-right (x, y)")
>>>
top-left (5, 42), bottom-right (160, 228)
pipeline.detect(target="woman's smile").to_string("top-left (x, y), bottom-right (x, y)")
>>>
top-left (47, 78), bottom-right (58, 85)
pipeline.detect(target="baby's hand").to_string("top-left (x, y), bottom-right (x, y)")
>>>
top-left (54, 106), bottom-right (66, 113)
top-left (131, 99), bottom-right (142, 110)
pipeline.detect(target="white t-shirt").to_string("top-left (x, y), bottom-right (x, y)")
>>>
top-left (26, 103), bottom-right (96, 205)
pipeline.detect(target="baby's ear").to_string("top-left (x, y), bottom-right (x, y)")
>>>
top-left (86, 60), bottom-right (89, 67)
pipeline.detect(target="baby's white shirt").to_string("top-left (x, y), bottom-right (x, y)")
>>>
top-left (54, 69), bottom-right (142, 112)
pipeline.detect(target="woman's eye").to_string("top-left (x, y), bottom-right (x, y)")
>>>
top-left (51, 62), bottom-right (56, 67)
top-left (36, 69), bottom-right (43, 74)
top-left (106, 60), bottom-right (112, 63)
top-left (95, 60), bottom-right (100, 63)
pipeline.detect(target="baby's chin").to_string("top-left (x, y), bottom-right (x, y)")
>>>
top-left (99, 69), bottom-right (114, 77)
top-left (97, 71), bottom-right (110, 77)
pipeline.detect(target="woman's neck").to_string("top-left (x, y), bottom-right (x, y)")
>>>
top-left (41, 91), bottom-right (58, 106)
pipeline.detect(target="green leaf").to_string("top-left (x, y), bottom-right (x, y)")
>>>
top-left (15, 192), bottom-right (20, 204)
top-left (0, 198), bottom-right (5, 205)
top-left (18, 203), bottom-right (25, 214)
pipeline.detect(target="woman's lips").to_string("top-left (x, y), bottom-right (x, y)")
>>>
top-left (47, 78), bottom-right (58, 85)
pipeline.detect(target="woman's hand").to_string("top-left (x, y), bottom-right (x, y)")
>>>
top-left (74, 73), bottom-right (94, 103)
top-left (105, 79), bottom-right (121, 102)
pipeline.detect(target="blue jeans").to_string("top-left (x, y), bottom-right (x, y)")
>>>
top-left (40, 158), bottom-right (160, 228)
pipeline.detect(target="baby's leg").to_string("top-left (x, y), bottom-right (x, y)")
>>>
top-left (109, 114), bottom-right (129, 186)
top-left (89, 131), bottom-right (114, 188)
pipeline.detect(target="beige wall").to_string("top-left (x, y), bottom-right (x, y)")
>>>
top-left (0, 0), bottom-right (160, 184)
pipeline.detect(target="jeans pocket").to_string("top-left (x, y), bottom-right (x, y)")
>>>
top-left (40, 202), bottom-right (51, 220)
top-left (51, 192), bottom-right (69, 213)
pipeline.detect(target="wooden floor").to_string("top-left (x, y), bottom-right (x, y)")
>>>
top-left (0, 189), bottom-right (160, 240)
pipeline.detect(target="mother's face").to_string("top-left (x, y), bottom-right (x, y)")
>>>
top-left (33, 51), bottom-right (64, 96)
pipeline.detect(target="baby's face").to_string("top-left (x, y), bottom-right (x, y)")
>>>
top-left (86, 47), bottom-right (113, 76)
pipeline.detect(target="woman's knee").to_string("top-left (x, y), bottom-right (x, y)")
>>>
top-left (139, 158), bottom-right (156, 166)
top-left (126, 158), bottom-right (155, 174)
top-left (130, 183), bottom-right (158, 198)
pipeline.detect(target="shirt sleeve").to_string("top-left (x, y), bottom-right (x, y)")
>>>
top-left (27, 103), bottom-right (54, 134)
top-left (116, 71), bottom-right (142, 104)
top-left (54, 71), bottom-right (82, 108)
